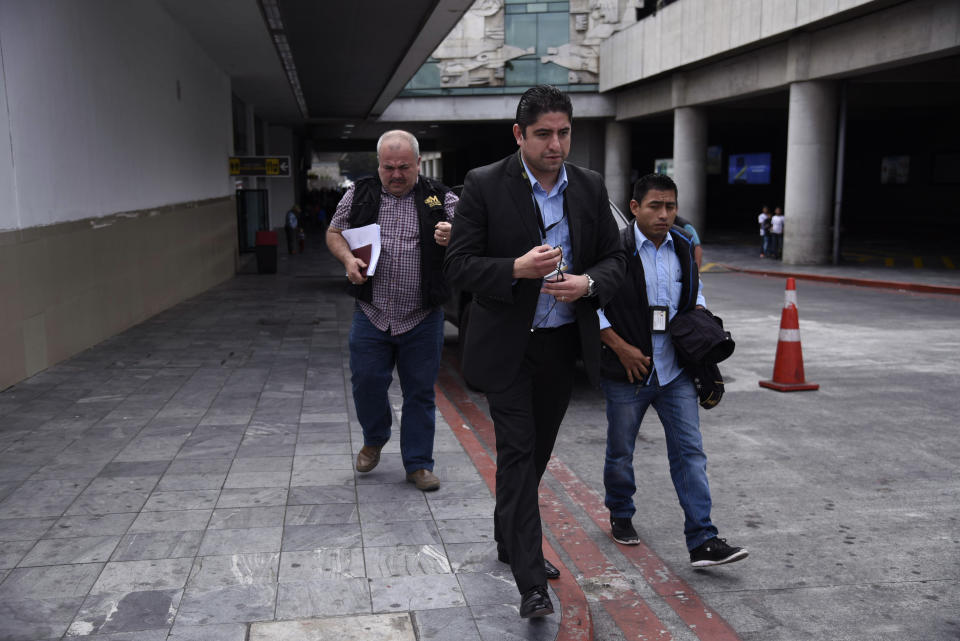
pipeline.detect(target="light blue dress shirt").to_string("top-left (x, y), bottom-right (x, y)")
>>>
top-left (520, 157), bottom-right (575, 329)
top-left (598, 222), bottom-right (706, 386)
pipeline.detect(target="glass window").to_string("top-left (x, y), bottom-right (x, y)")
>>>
top-left (537, 12), bottom-right (569, 55)
top-left (505, 4), bottom-right (525, 13)
top-left (405, 63), bottom-right (441, 90)
top-left (505, 14), bottom-right (537, 51)
top-left (527, 3), bottom-right (548, 11)
top-left (506, 59), bottom-right (538, 86)
top-left (549, 2), bottom-right (570, 11)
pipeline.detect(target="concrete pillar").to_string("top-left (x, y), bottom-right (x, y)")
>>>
top-left (604, 119), bottom-right (631, 212)
top-left (672, 107), bottom-right (707, 231)
top-left (783, 80), bottom-right (838, 264)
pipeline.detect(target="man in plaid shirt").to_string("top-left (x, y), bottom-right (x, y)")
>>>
top-left (326, 130), bottom-right (456, 491)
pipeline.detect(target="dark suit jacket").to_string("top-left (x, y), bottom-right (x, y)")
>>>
top-left (443, 153), bottom-right (626, 393)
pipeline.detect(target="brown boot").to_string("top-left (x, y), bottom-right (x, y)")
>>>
top-left (405, 469), bottom-right (440, 491)
top-left (355, 445), bottom-right (383, 473)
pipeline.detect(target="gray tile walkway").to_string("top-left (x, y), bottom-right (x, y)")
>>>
top-left (0, 247), bottom-right (560, 641)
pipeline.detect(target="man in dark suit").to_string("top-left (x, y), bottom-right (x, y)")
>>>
top-left (444, 85), bottom-right (625, 618)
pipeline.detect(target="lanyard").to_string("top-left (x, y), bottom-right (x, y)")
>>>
top-left (518, 152), bottom-right (565, 241)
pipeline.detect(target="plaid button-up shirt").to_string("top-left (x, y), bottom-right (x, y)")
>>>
top-left (331, 181), bottom-right (457, 335)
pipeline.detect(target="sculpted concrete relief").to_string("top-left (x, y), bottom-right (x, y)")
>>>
top-left (427, 0), bottom-right (638, 88)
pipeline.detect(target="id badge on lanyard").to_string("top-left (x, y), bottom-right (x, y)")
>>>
top-left (650, 305), bottom-right (669, 334)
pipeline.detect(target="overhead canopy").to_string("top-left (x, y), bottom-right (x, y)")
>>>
top-left (160, 0), bottom-right (472, 126)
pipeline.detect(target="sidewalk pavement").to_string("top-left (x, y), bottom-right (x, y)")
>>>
top-left (0, 243), bottom-right (560, 641)
top-left (702, 241), bottom-right (960, 295)
top-left (1, 235), bottom-right (956, 641)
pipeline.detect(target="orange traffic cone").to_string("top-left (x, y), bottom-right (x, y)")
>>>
top-left (759, 278), bottom-right (819, 392)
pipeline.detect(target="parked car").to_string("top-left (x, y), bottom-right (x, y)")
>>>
top-left (443, 196), bottom-right (631, 342)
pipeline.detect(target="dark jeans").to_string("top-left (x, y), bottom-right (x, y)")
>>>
top-left (348, 307), bottom-right (444, 473)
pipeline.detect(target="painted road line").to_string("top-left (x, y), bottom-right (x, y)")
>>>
top-left (434, 374), bottom-right (593, 641)
top-left (437, 361), bottom-right (744, 641)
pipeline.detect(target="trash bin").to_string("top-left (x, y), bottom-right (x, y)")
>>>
top-left (255, 230), bottom-right (278, 274)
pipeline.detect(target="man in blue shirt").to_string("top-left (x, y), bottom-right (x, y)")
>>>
top-left (597, 173), bottom-right (748, 567)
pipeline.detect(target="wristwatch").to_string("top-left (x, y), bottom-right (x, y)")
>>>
top-left (584, 273), bottom-right (596, 297)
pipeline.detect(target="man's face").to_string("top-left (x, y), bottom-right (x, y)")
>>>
top-left (630, 188), bottom-right (678, 244)
top-left (378, 139), bottom-right (420, 197)
top-left (513, 111), bottom-right (571, 180)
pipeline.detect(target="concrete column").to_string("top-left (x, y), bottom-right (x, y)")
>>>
top-left (783, 80), bottom-right (838, 264)
top-left (604, 119), bottom-right (631, 212)
top-left (672, 106), bottom-right (707, 231)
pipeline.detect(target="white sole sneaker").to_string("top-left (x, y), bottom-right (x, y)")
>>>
top-left (690, 548), bottom-right (749, 567)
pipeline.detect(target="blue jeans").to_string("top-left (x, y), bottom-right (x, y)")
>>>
top-left (349, 307), bottom-right (444, 474)
top-left (601, 371), bottom-right (718, 551)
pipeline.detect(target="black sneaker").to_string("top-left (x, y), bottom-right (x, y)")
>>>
top-left (610, 516), bottom-right (640, 545)
top-left (689, 537), bottom-right (748, 567)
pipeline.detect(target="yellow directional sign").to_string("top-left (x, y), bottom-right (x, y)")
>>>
top-left (229, 156), bottom-right (291, 177)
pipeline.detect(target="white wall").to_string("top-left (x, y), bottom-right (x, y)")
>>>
top-left (0, 0), bottom-right (232, 232)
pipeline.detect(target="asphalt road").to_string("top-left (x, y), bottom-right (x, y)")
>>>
top-left (442, 269), bottom-right (960, 641)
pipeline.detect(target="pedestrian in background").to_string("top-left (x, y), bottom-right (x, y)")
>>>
top-left (598, 173), bottom-right (748, 568)
top-left (285, 205), bottom-right (301, 255)
top-left (770, 206), bottom-right (784, 259)
top-left (444, 85), bottom-right (625, 619)
top-left (674, 214), bottom-right (702, 268)
top-left (757, 205), bottom-right (770, 258)
top-left (326, 130), bottom-right (456, 492)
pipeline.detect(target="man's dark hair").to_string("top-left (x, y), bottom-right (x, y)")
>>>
top-left (515, 85), bottom-right (573, 136)
top-left (633, 173), bottom-right (678, 203)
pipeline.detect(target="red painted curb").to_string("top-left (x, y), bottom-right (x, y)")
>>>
top-left (721, 264), bottom-right (960, 296)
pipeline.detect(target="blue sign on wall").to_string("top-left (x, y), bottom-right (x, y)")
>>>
top-left (728, 153), bottom-right (771, 184)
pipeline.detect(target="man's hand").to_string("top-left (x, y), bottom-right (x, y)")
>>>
top-left (345, 257), bottom-right (368, 285)
top-left (434, 221), bottom-right (452, 247)
top-left (540, 273), bottom-right (590, 303)
top-left (513, 244), bottom-right (563, 279)
top-left (615, 343), bottom-right (651, 383)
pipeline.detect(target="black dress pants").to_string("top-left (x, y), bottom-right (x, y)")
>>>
top-left (487, 323), bottom-right (578, 594)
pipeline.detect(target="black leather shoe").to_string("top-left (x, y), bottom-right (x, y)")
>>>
top-left (519, 586), bottom-right (554, 618)
top-left (497, 545), bottom-right (560, 579)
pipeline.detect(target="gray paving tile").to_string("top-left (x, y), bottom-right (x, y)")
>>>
top-left (358, 500), bottom-right (430, 523)
top-left (235, 442), bottom-right (295, 458)
top-left (293, 440), bottom-right (352, 455)
top-left (444, 542), bottom-right (501, 574)
top-left (0, 562), bottom-right (103, 599)
top-left (156, 472), bottom-right (228, 491)
top-left (275, 576), bottom-right (370, 619)
top-left (223, 470), bottom-right (291, 489)
top-left (216, 487), bottom-right (288, 508)
top-left (0, 463), bottom-right (40, 482)
top-left (0, 479), bottom-right (87, 518)
top-left (427, 498), bottom-right (496, 520)
top-left (286, 485), bottom-right (355, 505)
top-left (99, 460), bottom-right (169, 478)
top-left (282, 523), bottom-right (362, 551)
top-left (412, 606), bottom-right (482, 641)
top-left (176, 583), bottom-right (277, 625)
top-left (278, 548), bottom-right (365, 582)
top-left (208, 506), bottom-right (284, 530)
top-left (47, 512), bottom-right (138, 538)
top-left (66, 589), bottom-right (182, 636)
top-left (356, 482), bottom-right (422, 503)
top-left (91, 558), bottom-right (193, 594)
top-left (187, 552), bottom-right (280, 588)
top-left (284, 503), bottom-right (357, 526)
top-left (82, 477), bottom-right (157, 497)
top-left (456, 569), bottom-right (520, 607)
top-left (113, 436), bottom-right (187, 462)
top-left (111, 530), bottom-right (203, 561)
top-left (361, 520), bottom-right (443, 547)
top-left (370, 574), bottom-right (465, 613)
top-left (0, 595), bottom-right (85, 641)
top-left (18, 535), bottom-right (120, 566)
top-left (0, 517), bottom-right (55, 541)
top-left (364, 544), bottom-right (451, 578)
top-left (470, 601), bottom-right (558, 641)
top-left (167, 622), bottom-right (247, 641)
top-left (249, 613), bottom-right (415, 641)
top-left (198, 527), bottom-right (283, 555)
top-left (65, 489), bottom-right (149, 515)
top-left (29, 460), bottom-right (108, 480)
top-left (128, 509), bottom-right (212, 533)
top-left (166, 458), bottom-right (233, 475)
top-left (0, 481), bottom-right (20, 503)
top-left (81, 629), bottom-right (169, 640)
top-left (229, 456), bottom-right (292, 473)
top-left (142, 489), bottom-right (220, 511)
top-left (290, 466), bottom-right (355, 486)
top-left (0, 539), bottom-right (34, 569)
top-left (436, 518), bottom-right (495, 544)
